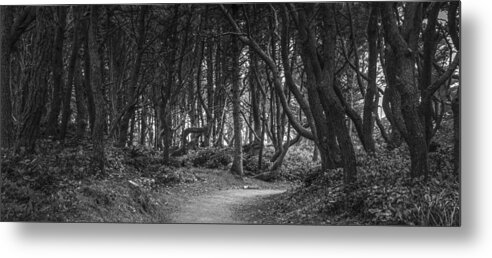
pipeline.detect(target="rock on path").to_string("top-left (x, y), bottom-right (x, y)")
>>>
top-left (170, 189), bottom-right (285, 224)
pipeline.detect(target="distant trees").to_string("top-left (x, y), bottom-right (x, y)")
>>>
top-left (0, 3), bottom-right (460, 180)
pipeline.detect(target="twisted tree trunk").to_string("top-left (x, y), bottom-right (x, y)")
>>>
top-left (61, 6), bottom-right (82, 140)
top-left (88, 6), bottom-right (106, 174)
top-left (0, 6), bottom-right (15, 149)
top-left (380, 3), bottom-right (428, 178)
top-left (18, 8), bottom-right (52, 153)
top-left (46, 6), bottom-right (67, 137)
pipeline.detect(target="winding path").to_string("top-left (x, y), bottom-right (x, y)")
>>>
top-left (170, 189), bottom-right (285, 224)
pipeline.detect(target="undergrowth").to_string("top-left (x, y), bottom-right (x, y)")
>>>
top-left (1, 141), bottom-right (197, 222)
top-left (241, 143), bottom-right (459, 226)
top-left (2, 118), bottom-right (459, 225)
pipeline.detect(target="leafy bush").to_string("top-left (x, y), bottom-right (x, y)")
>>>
top-left (0, 140), bottom-right (183, 222)
top-left (154, 167), bottom-right (199, 185)
top-left (243, 154), bottom-right (270, 173)
top-left (250, 145), bottom-right (460, 226)
top-left (72, 178), bottom-right (167, 223)
top-left (1, 146), bottom-right (91, 221)
top-left (188, 147), bottom-right (232, 169)
top-left (280, 141), bottom-right (319, 181)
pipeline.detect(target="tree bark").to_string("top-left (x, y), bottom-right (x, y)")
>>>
top-left (295, 5), bottom-right (343, 172)
top-left (420, 3), bottom-right (440, 147)
top-left (249, 51), bottom-right (262, 144)
top-left (361, 7), bottom-right (378, 153)
top-left (380, 3), bottom-right (428, 178)
top-left (219, 4), bottom-right (315, 141)
top-left (60, 6), bottom-right (82, 140)
top-left (83, 16), bottom-right (96, 133)
top-left (205, 37), bottom-right (215, 147)
top-left (117, 6), bottom-right (148, 147)
top-left (18, 7), bottom-right (52, 152)
top-left (448, 0), bottom-right (460, 175)
top-left (46, 6), bottom-right (67, 137)
top-left (229, 6), bottom-right (244, 178)
top-left (140, 100), bottom-right (147, 146)
top-left (0, 6), bottom-right (15, 149)
top-left (74, 56), bottom-right (87, 139)
top-left (88, 6), bottom-right (105, 174)
top-left (296, 4), bottom-right (356, 182)
top-left (452, 88), bottom-right (460, 175)
top-left (318, 5), bottom-right (357, 183)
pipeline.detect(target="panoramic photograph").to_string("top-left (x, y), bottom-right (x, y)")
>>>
top-left (0, 2), bottom-right (460, 225)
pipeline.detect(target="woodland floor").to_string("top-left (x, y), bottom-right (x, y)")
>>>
top-left (154, 168), bottom-right (291, 224)
top-left (169, 188), bottom-right (285, 224)
top-left (1, 121), bottom-right (460, 225)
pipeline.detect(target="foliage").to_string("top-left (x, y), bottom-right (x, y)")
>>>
top-left (70, 178), bottom-right (168, 223)
top-left (280, 141), bottom-right (319, 181)
top-left (0, 139), bottom-right (199, 222)
top-left (240, 144), bottom-right (460, 226)
top-left (243, 154), bottom-right (270, 174)
top-left (185, 147), bottom-right (232, 169)
top-left (428, 117), bottom-right (456, 176)
top-left (1, 141), bottom-right (95, 221)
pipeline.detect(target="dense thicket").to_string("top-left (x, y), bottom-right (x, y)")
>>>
top-left (1, 3), bottom-right (459, 184)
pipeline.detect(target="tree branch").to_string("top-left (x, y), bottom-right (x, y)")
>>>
top-left (424, 53), bottom-right (460, 97)
top-left (219, 4), bottom-right (315, 140)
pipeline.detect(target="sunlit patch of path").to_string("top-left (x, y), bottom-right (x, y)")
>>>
top-left (170, 189), bottom-right (285, 224)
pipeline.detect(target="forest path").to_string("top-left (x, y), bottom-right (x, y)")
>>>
top-left (169, 189), bottom-right (285, 224)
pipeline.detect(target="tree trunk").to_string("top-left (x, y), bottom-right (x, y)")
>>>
top-left (361, 7), bottom-right (378, 153)
top-left (128, 112), bottom-right (135, 146)
top-left (61, 6), bottom-right (82, 140)
top-left (74, 56), bottom-right (87, 140)
top-left (420, 3), bottom-right (440, 147)
top-left (88, 6), bottom-right (105, 174)
top-left (452, 88), bottom-right (460, 175)
top-left (140, 101), bottom-right (147, 146)
top-left (117, 6), bottom-right (147, 147)
top-left (205, 38), bottom-right (215, 147)
top-left (160, 6), bottom-right (180, 164)
top-left (296, 5), bottom-right (340, 171)
top-left (0, 6), bottom-right (14, 149)
top-left (219, 4), bottom-right (315, 142)
top-left (163, 109), bottom-right (171, 164)
top-left (258, 113), bottom-right (266, 170)
top-left (249, 51), bottom-right (262, 145)
top-left (298, 4), bottom-right (357, 183)
top-left (229, 6), bottom-right (243, 177)
top-left (83, 19), bottom-right (96, 133)
top-left (46, 6), bottom-right (67, 137)
top-left (18, 7), bottom-right (52, 153)
top-left (319, 60), bottom-right (357, 185)
top-left (381, 3), bottom-right (428, 178)
top-left (382, 76), bottom-right (405, 149)
top-left (448, 1), bottom-right (460, 175)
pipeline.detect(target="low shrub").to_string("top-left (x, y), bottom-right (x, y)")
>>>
top-left (251, 145), bottom-right (460, 226)
top-left (188, 147), bottom-right (232, 169)
top-left (243, 155), bottom-right (270, 173)
top-left (281, 142), bottom-right (319, 181)
top-left (0, 141), bottom-right (185, 222)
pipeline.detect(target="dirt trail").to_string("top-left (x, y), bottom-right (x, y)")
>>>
top-left (170, 189), bottom-right (285, 224)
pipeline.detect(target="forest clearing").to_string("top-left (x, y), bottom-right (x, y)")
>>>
top-left (1, 2), bottom-right (460, 226)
